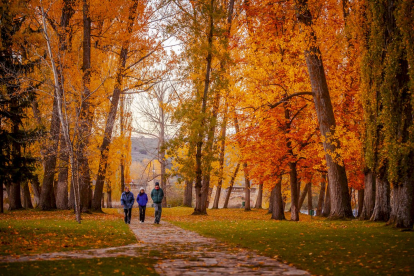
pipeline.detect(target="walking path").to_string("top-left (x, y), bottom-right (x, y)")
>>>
top-left (0, 216), bottom-right (309, 275)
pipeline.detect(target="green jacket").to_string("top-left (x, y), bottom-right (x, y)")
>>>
top-left (151, 188), bottom-right (164, 204)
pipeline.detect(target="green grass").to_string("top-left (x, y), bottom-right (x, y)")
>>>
top-left (0, 257), bottom-right (157, 276)
top-left (164, 207), bottom-right (414, 276)
top-left (0, 209), bottom-right (136, 256)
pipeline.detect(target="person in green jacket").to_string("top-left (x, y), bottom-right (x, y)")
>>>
top-left (151, 182), bottom-right (164, 224)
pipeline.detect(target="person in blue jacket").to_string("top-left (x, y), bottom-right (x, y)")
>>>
top-left (136, 187), bottom-right (148, 223)
top-left (120, 186), bottom-right (134, 224)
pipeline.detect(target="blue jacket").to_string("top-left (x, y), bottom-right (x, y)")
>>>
top-left (121, 191), bottom-right (134, 209)
top-left (136, 193), bottom-right (148, 206)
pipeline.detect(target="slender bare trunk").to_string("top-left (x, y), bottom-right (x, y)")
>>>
top-left (360, 170), bottom-right (375, 219)
top-left (298, 183), bottom-right (309, 210)
top-left (213, 114), bottom-right (227, 209)
top-left (272, 179), bottom-right (285, 220)
top-left (22, 183), bottom-right (33, 209)
top-left (120, 96), bottom-right (125, 193)
top-left (289, 162), bottom-right (299, 221)
top-left (295, 0), bottom-right (352, 219)
top-left (268, 186), bottom-right (275, 214)
top-left (160, 103), bottom-right (167, 207)
top-left (307, 183), bottom-right (312, 215)
top-left (194, 0), bottom-right (215, 215)
top-left (0, 181), bottom-right (3, 213)
top-left (357, 189), bottom-right (364, 218)
top-left (39, 0), bottom-right (73, 211)
top-left (223, 162), bottom-right (240, 209)
top-left (184, 180), bottom-right (193, 207)
top-left (322, 182), bottom-right (331, 217)
top-left (255, 183), bottom-right (263, 209)
top-left (316, 174), bottom-right (326, 216)
top-left (56, 136), bottom-right (69, 209)
top-left (92, 0), bottom-right (139, 211)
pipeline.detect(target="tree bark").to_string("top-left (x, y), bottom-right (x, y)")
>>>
top-left (272, 179), bottom-right (285, 220)
top-left (193, 0), bottom-right (215, 216)
top-left (223, 162), bottom-right (240, 209)
top-left (106, 189), bottom-right (112, 208)
top-left (298, 183), bottom-right (309, 210)
top-left (9, 182), bottom-right (22, 210)
top-left (255, 183), bottom-right (263, 209)
top-left (39, 0), bottom-right (73, 211)
top-left (159, 102), bottom-right (167, 207)
top-left (370, 175), bottom-right (390, 222)
top-left (212, 113), bottom-right (227, 210)
top-left (92, 0), bottom-right (139, 211)
top-left (31, 177), bottom-right (41, 207)
top-left (268, 186), bottom-right (275, 214)
top-left (56, 136), bottom-right (69, 209)
top-left (289, 162), bottom-right (299, 221)
top-left (360, 170), bottom-right (375, 220)
top-left (295, 0), bottom-right (353, 219)
top-left (0, 181), bottom-right (3, 213)
top-left (316, 174), bottom-right (326, 216)
top-left (322, 182), bottom-right (331, 217)
top-left (307, 182), bottom-right (312, 215)
top-left (22, 183), bottom-right (33, 209)
top-left (243, 164), bottom-right (251, 211)
top-left (357, 189), bottom-right (364, 218)
top-left (184, 180), bottom-right (193, 207)
top-left (120, 96), bottom-right (125, 193)
top-left (388, 168), bottom-right (414, 228)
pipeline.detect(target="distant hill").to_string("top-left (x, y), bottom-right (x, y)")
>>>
top-left (131, 136), bottom-right (159, 163)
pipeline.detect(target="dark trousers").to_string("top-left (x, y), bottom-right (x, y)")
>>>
top-left (154, 203), bottom-right (162, 223)
top-left (124, 208), bottom-right (132, 224)
top-left (139, 205), bottom-right (146, 222)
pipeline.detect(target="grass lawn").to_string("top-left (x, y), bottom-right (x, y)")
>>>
top-left (0, 257), bottom-right (157, 276)
top-left (163, 207), bottom-right (414, 276)
top-left (0, 209), bottom-right (136, 256)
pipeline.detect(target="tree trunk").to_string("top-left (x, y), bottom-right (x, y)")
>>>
top-left (289, 162), bottom-right (299, 221)
top-left (0, 181), bottom-right (3, 213)
top-left (56, 137), bottom-right (69, 209)
top-left (223, 162), bottom-right (240, 209)
top-left (295, 0), bottom-right (352, 219)
top-left (370, 175), bottom-right (390, 222)
top-left (360, 170), bottom-right (376, 220)
top-left (92, 0), bottom-right (139, 211)
top-left (272, 179), bottom-right (285, 220)
top-left (213, 113), bottom-right (227, 210)
top-left (22, 183), bottom-right (33, 209)
top-left (120, 96), bottom-right (125, 193)
top-left (243, 164), bottom-right (251, 211)
top-left (357, 189), bottom-right (364, 218)
top-left (255, 183), bottom-right (263, 209)
top-left (107, 190), bottom-right (112, 208)
top-left (322, 182), bottom-right (331, 217)
top-left (307, 183), bottom-right (312, 215)
top-left (69, 179), bottom-right (74, 209)
top-left (30, 177), bottom-right (41, 207)
top-left (388, 171), bottom-right (414, 228)
top-left (159, 100), bottom-right (167, 208)
top-left (9, 182), bottom-right (22, 210)
top-left (316, 174), bottom-right (326, 216)
top-left (184, 180), bottom-right (193, 207)
top-left (39, 0), bottom-right (73, 211)
top-left (193, 0), bottom-right (215, 215)
top-left (298, 183), bottom-right (309, 210)
top-left (268, 186), bottom-right (275, 214)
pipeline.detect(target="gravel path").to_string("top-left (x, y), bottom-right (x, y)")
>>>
top-left (0, 215), bottom-right (310, 276)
